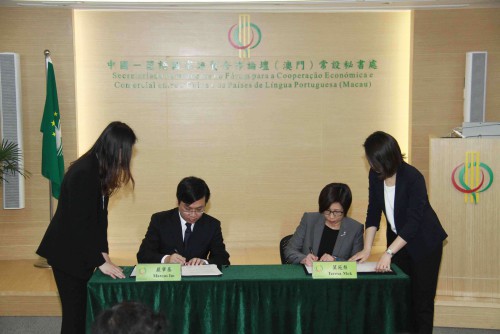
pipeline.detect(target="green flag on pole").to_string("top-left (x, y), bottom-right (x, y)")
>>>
top-left (40, 57), bottom-right (64, 199)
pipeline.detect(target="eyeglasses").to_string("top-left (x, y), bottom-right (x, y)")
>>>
top-left (323, 209), bottom-right (344, 217)
top-left (180, 206), bottom-right (205, 216)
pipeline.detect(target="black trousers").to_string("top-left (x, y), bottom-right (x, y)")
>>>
top-left (52, 267), bottom-right (92, 334)
top-left (388, 233), bottom-right (443, 334)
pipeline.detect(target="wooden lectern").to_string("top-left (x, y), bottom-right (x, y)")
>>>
top-left (429, 138), bottom-right (499, 329)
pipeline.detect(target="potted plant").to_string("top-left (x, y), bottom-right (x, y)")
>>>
top-left (0, 139), bottom-right (29, 181)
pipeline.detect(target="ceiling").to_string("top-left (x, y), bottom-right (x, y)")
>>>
top-left (0, 0), bottom-right (499, 11)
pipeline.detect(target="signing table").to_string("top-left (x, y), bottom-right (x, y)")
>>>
top-left (86, 264), bottom-right (410, 334)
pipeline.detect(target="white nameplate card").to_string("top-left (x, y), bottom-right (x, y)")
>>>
top-left (305, 261), bottom-right (380, 275)
top-left (131, 264), bottom-right (222, 279)
top-left (134, 264), bottom-right (181, 281)
top-left (311, 261), bottom-right (357, 279)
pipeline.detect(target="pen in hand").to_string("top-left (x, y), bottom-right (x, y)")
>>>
top-left (309, 247), bottom-right (318, 259)
top-left (307, 247), bottom-right (318, 265)
top-left (171, 249), bottom-right (186, 265)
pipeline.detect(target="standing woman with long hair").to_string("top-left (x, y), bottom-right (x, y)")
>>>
top-left (350, 131), bottom-right (447, 334)
top-left (37, 121), bottom-right (137, 334)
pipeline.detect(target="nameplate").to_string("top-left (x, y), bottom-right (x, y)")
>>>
top-left (311, 261), bottom-right (357, 279)
top-left (135, 264), bottom-right (181, 281)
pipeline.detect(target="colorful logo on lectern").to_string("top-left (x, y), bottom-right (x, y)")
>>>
top-left (451, 151), bottom-right (494, 204)
top-left (228, 14), bottom-right (262, 59)
top-left (314, 264), bottom-right (324, 273)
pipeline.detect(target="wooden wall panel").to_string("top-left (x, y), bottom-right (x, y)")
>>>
top-left (412, 12), bottom-right (500, 327)
top-left (0, 6), bottom-right (498, 328)
top-left (0, 8), bottom-right (76, 260)
top-left (430, 138), bottom-right (499, 328)
top-left (412, 9), bottom-right (500, 179)
top-left (73, 11), bottom-right (411, 264)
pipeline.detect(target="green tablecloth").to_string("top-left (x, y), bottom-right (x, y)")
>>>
top-left (86, 264), bottom-right (410, 334)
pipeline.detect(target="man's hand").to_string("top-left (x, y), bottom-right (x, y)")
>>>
top-left (185, 258), bottom-right (206, 266)
top-left (166, 253), bottom-right (186, 265)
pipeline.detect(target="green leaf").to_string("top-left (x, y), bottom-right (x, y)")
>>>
top-left (0, 139), bottom-right (30, 182)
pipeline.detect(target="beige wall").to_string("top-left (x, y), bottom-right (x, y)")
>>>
top-left (412, 9), bottom-right (500, 180)
top-left (0, 8), bottom-right (76, 260)
top-left (73, 11), bottom-right (411, 264)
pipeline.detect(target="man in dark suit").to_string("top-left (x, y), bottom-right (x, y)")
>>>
top-left (137, 176), bottom-right (230, 266)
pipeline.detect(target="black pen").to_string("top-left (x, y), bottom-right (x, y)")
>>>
top-left (309, 247), bottom-right (314, 255)
top-left (172, 249), bottom-right (187, 266)
top-left (174, 249), bottom-right (184, 257)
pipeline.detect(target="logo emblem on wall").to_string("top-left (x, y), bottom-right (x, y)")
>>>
top-left (451, 151), bottom-right (494, 204)
top-left (228, 14), bottom-right (262, 59)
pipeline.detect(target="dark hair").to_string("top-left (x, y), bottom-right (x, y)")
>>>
top-left (318, 183), bottom-right (352, 214)
top-left (76, 121), bottom-right (137, 196)
top-left (363, 131), bottom-right (404, 180)
top-left (176, 176), bottom-right (210, 204)
top-left (91, 301), bottom-right (167, 334)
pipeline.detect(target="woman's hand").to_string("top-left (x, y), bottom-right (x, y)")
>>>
top-left (375, 253), bottom-right (392, 272)
top-left (319, 254), bottom-right (336, 262)
top-left (349, 249), bottom-right (371, 263)
top-left (101, 252), bottom-right (111, 262)
top-left (99, 262), bottom-right (125, 279)
top-left (300, 253), bottom-right (318, 267)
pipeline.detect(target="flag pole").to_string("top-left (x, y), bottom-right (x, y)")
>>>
top-left (44, 50), bottom-right (54, 220)
top-left (34, 49), bottom-right (53, 269)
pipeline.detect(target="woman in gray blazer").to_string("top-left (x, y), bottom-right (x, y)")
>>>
top-left (284, 183), bottom-right (364, 266)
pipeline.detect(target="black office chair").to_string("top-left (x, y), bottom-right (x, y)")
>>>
top-left (279, 234), bottom-right (293, 264)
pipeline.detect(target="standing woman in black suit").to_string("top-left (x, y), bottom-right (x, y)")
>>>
top-left (350, 131), bottom-right (447, 334)
top-left (37, 121), bottom-right (137, 334)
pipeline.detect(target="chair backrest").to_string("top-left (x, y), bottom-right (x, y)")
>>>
top-left (279, 234), bottom-right (293, 264)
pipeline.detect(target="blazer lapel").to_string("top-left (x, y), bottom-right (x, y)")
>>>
top-left (312, 215), bottom-right (324, 254)
top-left (393, 163), bottom-right (406, 226)
top-left (332, 219), bottom-right (346, 258)
top-left (376, 178), bottom-right (385, 214)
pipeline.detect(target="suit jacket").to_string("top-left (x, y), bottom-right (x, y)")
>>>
top-left (137, 208), bottom-right (230, 266)
top-left (284, 212), bottom-right (364, 264)
top-left (37, 154), bottom-right (108, 279)
top-left (366, 161), bottom-right (448, 262)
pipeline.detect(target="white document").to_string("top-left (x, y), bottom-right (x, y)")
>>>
top-left (181, 264), bottom-right (222, 276)
top-left (130, 264), bottom-right (222, 277)
top-left (356, 262), bottom-right (378, 273)
top-left (303, 261), bottom-right (383, 275)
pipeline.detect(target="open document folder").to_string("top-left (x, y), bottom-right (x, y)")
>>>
top-left (131, 264), bottom-right (222, 277)
top-left (304, 262), bottom-right (386, 275)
